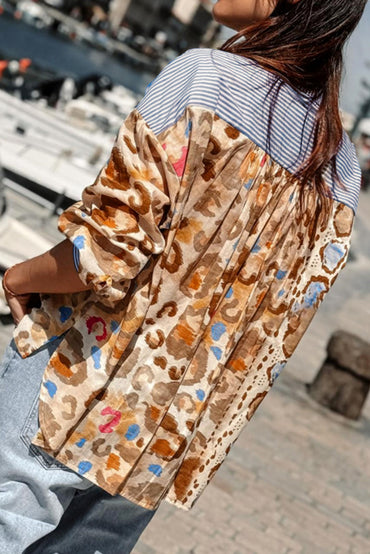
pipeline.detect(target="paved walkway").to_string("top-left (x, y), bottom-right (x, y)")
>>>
top-left (1, 189), bottom-right (370, 554)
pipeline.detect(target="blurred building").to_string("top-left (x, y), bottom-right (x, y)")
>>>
top-left (109, 0), bottom-right (220, 50)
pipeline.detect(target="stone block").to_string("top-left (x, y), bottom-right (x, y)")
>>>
top-left (327, 331), bottom-right (370, 380)
top-left (307, 330), bottom-right (370, 420)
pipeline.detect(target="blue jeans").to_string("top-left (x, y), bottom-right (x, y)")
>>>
top-left (0, 336), bottom-right (158, 554)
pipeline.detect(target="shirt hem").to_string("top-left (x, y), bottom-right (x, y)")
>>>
top-left (31, 435), bottom-right (189, 512)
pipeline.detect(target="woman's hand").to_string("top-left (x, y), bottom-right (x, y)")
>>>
top-left (3, 239), bottom-right (91, 325)
top-left (2, 266), bottom-right (33, 325)
top-left (2, 288), bottom-right (32, 325)
top-left (2, 239), bottom-right (91, 325)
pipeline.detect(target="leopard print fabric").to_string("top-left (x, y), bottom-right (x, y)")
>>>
top-left (14, 106), bottom-right (354, 511)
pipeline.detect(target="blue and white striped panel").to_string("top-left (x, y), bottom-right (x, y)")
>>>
top-left (137, 48), bottom-right (361, 213)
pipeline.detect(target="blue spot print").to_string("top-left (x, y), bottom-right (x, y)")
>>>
top-left (76, 438), bottom-right (86, 448)
top-left (125, 424), bottom-right (140, 441)
top-left (196, 389), bottom-right (205, 401)
top-left (251, 239), bottom-right (261, 253)
top-left (278, 289), bottom-right (285, 298)
top-left (210, 346), bottom-right (222, 360)
top-left (271, 362), bottom-right (286, 382)
top-left (232, 240), bottom-right (239, 251)
top-left (185, 120), bottom-right (192, 138)
top-left (78, 461), bottom-right (92, 475)
top-left (289, 192), bottom-right (294, 202)
top-left (324, 243), bottom-right (345, 271)
top-left (148, 464), bottom-right (162, 477)
top-left (303, 282), bottom-right (326, 308)
top-left (73, 235), bottom-right (85, 250)
top-left (110, 321), bottom-right (120, 334)
top-left (225, 287), bottom-right (233, 299)
top-left (91, 346), bottom-right (101, 370)
top-left (44, 381), bottom-right (57, 398)
top-left (211, 322), bottom-right (227, 341)
top-left (244, 178), bottom-right (253, 190)
top-left (276, 270), bottom-right (287, 280)
top-left (59, 306), bottom-right (72, 323)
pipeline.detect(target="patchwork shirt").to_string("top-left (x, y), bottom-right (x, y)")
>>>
top-left (13, 48), bottom-right (361, 511)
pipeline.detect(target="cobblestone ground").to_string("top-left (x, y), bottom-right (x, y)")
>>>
top-left (1, 189), bottom-right (370, 554)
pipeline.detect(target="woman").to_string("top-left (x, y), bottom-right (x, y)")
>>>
top-left (0, 0), bottom-right (366, 552)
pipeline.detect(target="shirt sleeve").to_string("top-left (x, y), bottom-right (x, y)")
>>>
top-left (58, 48), bottom-right (217, 306)
top-left (58, 108), bottom-right (179, 306)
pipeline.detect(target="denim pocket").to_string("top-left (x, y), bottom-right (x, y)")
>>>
top-left (19, 385), bottom-right (71, 471)
top-left (0, 340), bottom-right (17, 380)
top-left (13, 333), bottom-right (73, 471)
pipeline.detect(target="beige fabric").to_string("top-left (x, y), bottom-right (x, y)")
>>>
top-left (14, 107), bottom-right (353, 510)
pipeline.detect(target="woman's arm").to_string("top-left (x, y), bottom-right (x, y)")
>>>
top-left (2, 239), bottom-right (90, 324)
top-left (3, 52), bottom-right (195, 323)
top-left (4, 239), bottom-right (90, 295)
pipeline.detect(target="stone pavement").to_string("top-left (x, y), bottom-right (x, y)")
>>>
top-left (1, 189), bottom-right (370, 554)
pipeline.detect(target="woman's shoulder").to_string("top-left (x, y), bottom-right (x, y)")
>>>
top-left (136, 47), bottom-right (289, 131)
top-left (162, 47), bottom-right (272, 87)
top-left (147, 47), bottom-right (316, 117)
top-left (137, 48), bottom-right (361, 213)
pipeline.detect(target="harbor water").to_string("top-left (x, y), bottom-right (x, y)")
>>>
top-left (0, 12), bottom-right (154, 95)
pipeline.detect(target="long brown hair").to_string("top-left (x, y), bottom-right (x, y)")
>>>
top-left (220, 0), bottom-right (367, 201)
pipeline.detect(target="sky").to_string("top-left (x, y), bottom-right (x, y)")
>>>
top-left (219, 3), bottom-right (370, 117)
top-left (341, 3), bottom-right (370, 116)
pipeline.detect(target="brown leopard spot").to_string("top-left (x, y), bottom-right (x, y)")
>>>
top-left (246, 391), bottom-right (268, 421)
top-left (201, 159), bottom-right (216, 182)
top-left (51, 352), bottom-right (73, 378)
top-left (150, 438), bottom-right (175, 459)
top-left (168, 365), bottom-right (182, 380)
top-left (151, 381), bottom-right (179, 406)
top-left (125, 392), bottom-right (139, 410)
top-left (114, 443), bottom-right (141, 464)
top-left (333, 203), bottom-right (353, 237)
top-left (161, 240), bottom-right (183, 273)
top-left (156, 301), bottom-right (177, 318)
top-left (92, 438), bottom-right (111, 457)
top-left (225, 125), bottom-right (240, 139)
top-left (106, 453), bottom-right (121, 471)
top-left (39, 400), bottom-right (62, 439)
top-left (161, 412), bottom-right (179, 433)
top-left (124, 135), bottom-right (137, 154)
top-left (209, 136), bottom-right (221, 156)
top-left (173, 456), bottom-right (201, 500)
top-left (61, 395), bottom-right (77, 420)
top-left (154, 356), bottom-right (167, 369)
top-left (145, 329), bottom-right (166, 349)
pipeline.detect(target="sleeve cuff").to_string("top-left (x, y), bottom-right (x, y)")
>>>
top-left (72, 243), bottom-right (80, 272)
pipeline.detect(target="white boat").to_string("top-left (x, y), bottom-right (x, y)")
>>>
top-left (0, 166), bottom-right (53, 315)
top-left (0, 89), bottom-right (115, 206)
top-left (15, 0), bottom-right (53, 29)
top-left (63, 96), bottom-right (123, 134)
top-left (100, 85), bottom-right (138, 119)
top-left (0, 81), bottom-right (139, 316)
